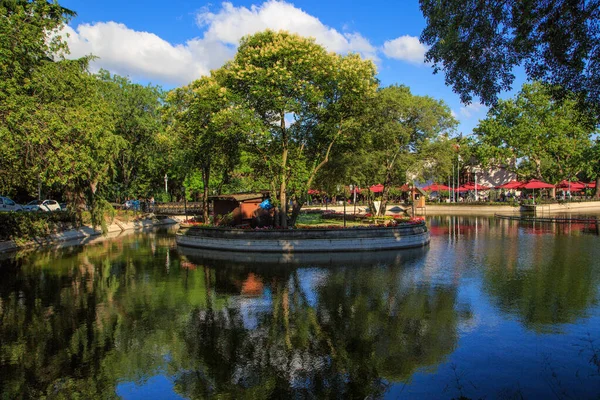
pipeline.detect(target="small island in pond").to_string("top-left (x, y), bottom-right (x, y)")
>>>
top-left (176, 193), bottom-right (429, 252)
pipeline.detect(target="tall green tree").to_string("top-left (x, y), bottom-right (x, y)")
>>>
top-left (419, 0), bottom-right (600, 192)
top-left (474, 82), bottom-right (595, 182)
top-left (96, 70), bottom-right (165, 201)
top-left (0, 0), bottom-right (75, 195)
top-left (220, 30), bottom-right (377, 227)
top-left (20, 59), bottom-right (125, 223)
top-left (362, 85), bottom-right (456, 214)
top-left (165, 76), bottom-right (257, 222)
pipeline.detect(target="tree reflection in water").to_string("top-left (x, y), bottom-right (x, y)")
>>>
top-left (0, 233), bottom-right (468, 399)
top-left (7, 217), bottom-right (599, 399)
top-left (174, 249), bottom-right (468, 399)
top-left (482, 231), bottom-right (600, 332)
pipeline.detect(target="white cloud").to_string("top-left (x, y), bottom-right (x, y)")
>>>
top-left (197, 1), bottom-right (377, 60)
top-left (60, 0), bottom-right (378, 86)
top-left (460, 102), bottom-right (486, 118)
top-left (61, 22), bottom-right (234, 85)
top-left (382, 35), bottom-right (428, 64)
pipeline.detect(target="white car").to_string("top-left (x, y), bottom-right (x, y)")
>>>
top-left (24, 199), bottom-right (62, 212)
top-left (0, 196), bottom-right (23, 212)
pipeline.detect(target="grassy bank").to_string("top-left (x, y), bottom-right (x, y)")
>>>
top-left (0, 212), bottom-right (79, 243)
top-left (0, 209), bottom-right (151, 244)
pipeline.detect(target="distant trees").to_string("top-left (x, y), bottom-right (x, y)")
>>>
top-left (474, 82), bottom-right (596, 183)
top-left (362, 85), bottom-right (457, 214)
top-left (97, 70), bottom-right (165, 201)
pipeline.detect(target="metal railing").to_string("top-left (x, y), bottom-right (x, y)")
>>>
top-left (154, 202), bottom-right (204, 215)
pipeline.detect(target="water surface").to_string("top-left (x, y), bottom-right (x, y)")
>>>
top-left (1, 217), bottom-right (600, 399)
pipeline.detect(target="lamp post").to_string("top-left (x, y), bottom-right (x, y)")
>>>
top-left (354, 184), bottom-right (358, 213)
top-left (350, 184), bottom-right (357, 215)
top-left (343, 189), bottom-right (347, 227)
top-left (457, 155), bottom-right (461, 202)
top-left (183, 185), bottom-right (188, 222)
top-left (164, 174), bottom-right (168, 194)
top-left (474, 170), bottom-right (478, 201)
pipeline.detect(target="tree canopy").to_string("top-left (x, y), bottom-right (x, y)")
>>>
top-left (219, 30), bottom-right (378, 227)
top-left (474, 82), bottom-right (596, 182)
top-left (165, 76), bottom-right (259, 221)
top-left (419, 0), bottom-right (600, 114)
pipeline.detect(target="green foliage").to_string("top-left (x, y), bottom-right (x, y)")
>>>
top-left (165, 76), bottom-right (259, 221)
top-left (0, 0), bottom-right (76, 195)
top-left (89, 198), bottom-right (115, 234)
top-left (419, 0), bottom-right (600, 115)
top-left (219, 30), bottom-right (378, 227)
top-left (474, 82), bottom-right (596, 181)
top-left (0, 211), bottom-right (78, 241)
top-left (323, 84), bottom-right (456, 215)
top-left (0, 0), bottom-right (74, 91)
top-left (96, 70), bottom-right (165, 200)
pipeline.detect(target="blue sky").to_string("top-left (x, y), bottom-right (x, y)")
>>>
top-left (59, 0), bottom-right (512, 135)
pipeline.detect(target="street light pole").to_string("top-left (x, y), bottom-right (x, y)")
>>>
top-left (343, 192), bottom-right (347, 227)
top-left (164, 174), bottom-right (168, 194)
top-left (353, 184), bottom-right (357, 215)
top-left (475, 171), bottom-right (478, 201)
top-left (183, 185), bottom-right (188, 222)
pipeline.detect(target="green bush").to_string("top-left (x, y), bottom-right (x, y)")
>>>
top-left (0, 212), bottom-right (78, 242)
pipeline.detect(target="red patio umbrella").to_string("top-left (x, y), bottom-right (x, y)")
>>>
top-left (307, 189), bottom-right (320, 195)
top-left (521, 179), bottom-right (555, 189)
top-left (399, 184), bottom-right (411, 192)
top-left (462, 182), bottom-right (491, 190)
top-left (422, 183), bottom-right (450, 191)
top-left (454, 186), bottom-right (469, 192)
top-left (587, 181), bottom-right (596, 188)
top-left (521, 179), bottom-right (554, 203)
top-left (556, 180), bottom-right (585, 190)
top-left (369, 184), bottom-right (384, 193)
top-left (495, 180), bottom-right (524, 189)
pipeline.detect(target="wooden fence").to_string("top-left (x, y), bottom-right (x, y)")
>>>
top-left (154, 202), bottom-right (205, 215)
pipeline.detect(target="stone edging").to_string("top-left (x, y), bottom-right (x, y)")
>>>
top-left (176, 222), bottom-right (430, 253)
top-left (0, 217), bottom-right (178, 255)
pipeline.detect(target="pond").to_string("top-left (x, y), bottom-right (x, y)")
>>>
top-left (1, 216), bottom-right (599, 399)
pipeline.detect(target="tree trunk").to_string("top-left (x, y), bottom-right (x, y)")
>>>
top-left (279, 112), bottom-right (288, 228)
top-left (366, 191), bottom-right (376, 218)
top-left (378, 152), bottom-right (400, 216)
top-left (534, 158), bottom-right (542, 179)
top-left (289, 128), bottom-right (342, 227)
top-left (595, 176), bottom-right (600, 198)
top-left (202, 166), bottom-right (210, 223)
top-left (289, 195), bottom-right (304, 227)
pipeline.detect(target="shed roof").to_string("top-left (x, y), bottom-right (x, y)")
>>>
top-left (209, 193), bottom-right (266, 202)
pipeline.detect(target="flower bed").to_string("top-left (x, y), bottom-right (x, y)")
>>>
top-left (180, 215), bottom-right (425, 231)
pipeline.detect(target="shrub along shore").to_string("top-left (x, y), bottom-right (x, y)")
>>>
top-left (0, 211), bottom-right (177, 253)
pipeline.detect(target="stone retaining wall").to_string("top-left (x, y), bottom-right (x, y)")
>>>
top-left (0, 217), bottom-right (178, 255)
top-left (176, 223), bottom-right (430, 253)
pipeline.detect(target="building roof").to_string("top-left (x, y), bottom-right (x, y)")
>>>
top-left (209, 192), bottom-right (266, 202)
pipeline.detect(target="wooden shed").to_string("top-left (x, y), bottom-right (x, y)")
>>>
top-left (210, 192), bottom-right (269, 226)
